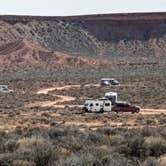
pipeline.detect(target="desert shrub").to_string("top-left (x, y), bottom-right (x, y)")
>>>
top-left (61, 151), bottom-right (134, 166)
top-left (49, 127), bottom-right (68, 139)
top-left (60, 145), bottom-right (134, 166)
top-left (118, 135), bottom-right (146, 158)
top-left (123, 128), bottom-right (142, 138)
top-left (4, 139), bottom-right (18, 153)
top-left (21, 127), bottom-right (48, 138)
top-left (160, 127), bottom-right (166, 139)
top-left (74, 145), bottom-right (110, 164)
top-left (0, 153), bottom-right (15, 166)
top-left (59, 129), bottom-right (89, 152)
top-left (12, 160), bottom-right (36, 166)
top-left (15, 126), bottom-right (24, 136)
top-left (16, 136), bottom-right (58, 166)
top-left (141, 126), bottom-right (160, 137)
top-left (106, 153), bottom-right (134, 166)
top-left (87, 131), bottom-right (110, 145)
top-left (0, 138), bottom-right (6, 153)
top-left (97, 127), bottom-right (113, 135)
top-left (143, 136), bottom-right (166, 157)
top-left (61, 152), bottom-right (95, 166)
top-left (109, 134), bottom-right (125, 146)
top-left (146, 119), bottom-right (156, 125)
top-left (142, 157), bottom-right (161, 166)
top-left (61, 135), bottom-right (85, 152)
top-left (32, 139), bottom-right (57, 166)
top-left (158, 115), bottom-right (166, 125)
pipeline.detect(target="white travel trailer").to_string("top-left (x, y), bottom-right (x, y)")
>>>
top-left (105, 92), bottom-right (118, 105)
top-left (84, 98), bottom-right (112, 113)
top-left (0, 85), bottom-right (13, 93)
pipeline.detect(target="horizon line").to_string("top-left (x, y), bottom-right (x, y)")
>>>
top-left (0, 11), bottom-right (166, 17)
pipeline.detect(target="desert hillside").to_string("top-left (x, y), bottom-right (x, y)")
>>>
top-left (0, 39), bottom-right (111, 71)
top-left (0, 12), bottom-right (166, 72)
top-left (0, 13), bottom-right (166, 166)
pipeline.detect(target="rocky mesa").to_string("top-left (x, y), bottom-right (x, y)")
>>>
top-left (0, 12), bottom-right (166, 72)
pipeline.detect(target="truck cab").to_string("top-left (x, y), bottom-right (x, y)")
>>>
top-left (112, 101), bottom-right (140, 113)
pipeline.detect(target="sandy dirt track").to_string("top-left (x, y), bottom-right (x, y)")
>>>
top-left (28, 84), bottom-right (166, 115)
top-left (29, 84), bottom-right (99, 108)
top-left (0, 83), bottom-right (165, 131)
top-left (37, 84), bottom-right (99, 94)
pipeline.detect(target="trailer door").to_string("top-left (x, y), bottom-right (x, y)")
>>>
top-left (104, 101), bottom-right (112, 112)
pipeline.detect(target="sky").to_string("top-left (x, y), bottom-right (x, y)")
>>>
top-left (0, 0), bottom-right (166, 16)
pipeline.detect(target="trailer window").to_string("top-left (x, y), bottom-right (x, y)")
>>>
top-left (105, 103), bottom-right (110, 107)
top-left (90, 103), bottom-right (93, 107)
top-left (2, 87), bottom-right (8, 90)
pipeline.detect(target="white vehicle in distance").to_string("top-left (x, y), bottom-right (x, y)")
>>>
top-left (83, 98), bottom-right (112, 113)
top-left (100, 78), bottom-right (119, 86)
top-left (105, 92), bottom-right (118, 105)
top-left (0, 85), bottom-right (14, 93)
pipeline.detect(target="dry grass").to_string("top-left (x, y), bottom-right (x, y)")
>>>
top-left (0, 73), bottom-right (165, 165)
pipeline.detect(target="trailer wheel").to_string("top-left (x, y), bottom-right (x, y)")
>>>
top-left (84, 107), bottom-right (89, 113)
top-left (100, 108), bottom-right (104, 113)
top-left (85, 110), bottom-right (88, 113)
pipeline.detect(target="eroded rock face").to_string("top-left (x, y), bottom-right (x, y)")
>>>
top-left (0, 40), bottom-right (111, 71)
top-left (0, 13), bottom-right (166, 72)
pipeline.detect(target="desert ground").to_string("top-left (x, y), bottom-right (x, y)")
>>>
top-left (0, 13), bottom-right (166, 166)
top-left (0, 71), bottom-right (165, 166)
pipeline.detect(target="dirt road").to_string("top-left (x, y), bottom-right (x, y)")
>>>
top-left (29, 84), bottom-right (99, 108)
top-left (28, 84), bottom-right (166, 115)
top-left (37, 83), bottom-right (99, 94)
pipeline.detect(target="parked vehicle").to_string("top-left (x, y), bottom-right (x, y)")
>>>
top-left (84, 98), bottom-right (112, 113)
top-left (105, 92), bottom-right (117, 105)
top-left (100, 78), bottom-right (111, 86)
top-left (100, 78), bottom-right (119, 86)
top-left (111, 79), bottom-right (119, 85)
top-left (112, 102), bottom-right (140, 113)
top-left (0, 85), bottom-right (14, 93)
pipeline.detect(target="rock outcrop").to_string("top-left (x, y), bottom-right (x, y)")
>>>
top-left (0, 12), bottom-right (166, 71)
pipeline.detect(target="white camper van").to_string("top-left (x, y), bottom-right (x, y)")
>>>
top-left (100, 78), bottom-right (119, 86)
top-left (84, 98), bottom-right (112, 113)
top-left (0, 85), bottom-right (13, 93)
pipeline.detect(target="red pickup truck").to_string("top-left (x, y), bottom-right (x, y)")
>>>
top-left (112, 102), bottom-right (140, 113)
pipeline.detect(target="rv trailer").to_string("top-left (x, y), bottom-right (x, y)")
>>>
top-left (84, 98), bottom-right (112, 113)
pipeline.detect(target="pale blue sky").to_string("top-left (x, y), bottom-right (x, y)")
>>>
top-left (0, 0), bottom-right (166, 16)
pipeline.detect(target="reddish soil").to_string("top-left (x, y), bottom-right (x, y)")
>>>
top-left (0, 40), bottom-right (110, 71)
